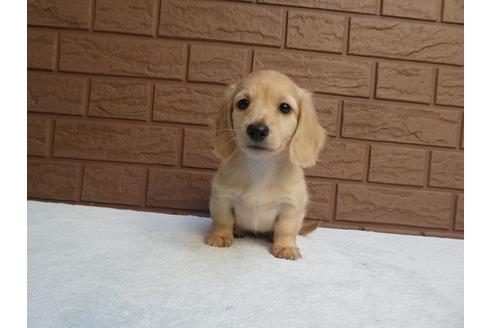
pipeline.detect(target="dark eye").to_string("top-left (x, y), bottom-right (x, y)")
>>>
top-left (279, 103), bottom-right (291, 114)
top-left (237, 99), bottom-right (249, 110)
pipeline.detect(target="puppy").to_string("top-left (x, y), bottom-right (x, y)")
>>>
top-left (207, 70), bottom-right (326, 260)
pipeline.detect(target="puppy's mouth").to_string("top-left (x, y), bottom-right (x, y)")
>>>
top-left (246, 144), bottom-right (272, 152)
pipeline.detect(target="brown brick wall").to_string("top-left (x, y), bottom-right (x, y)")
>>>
top-left (27, 0), bottom-right (464, 238)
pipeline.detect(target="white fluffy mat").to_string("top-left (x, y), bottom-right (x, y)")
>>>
top-left (28, 201), bottom-right (463, 328)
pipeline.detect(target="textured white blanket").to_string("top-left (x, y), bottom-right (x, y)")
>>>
top-left (28, 201), bottom-right (463, 328)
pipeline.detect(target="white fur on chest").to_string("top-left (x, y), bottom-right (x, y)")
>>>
top-left (232, 156), bottom-right (281, 233)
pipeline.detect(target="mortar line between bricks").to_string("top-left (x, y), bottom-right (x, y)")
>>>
top-left (77, 164), bottom-right (85, 202)
top-left (27, 69), bottom-right (465, 111)
top-left (141, 168), bottom-right (150, 208)
top-left (148, 84), bottom-right (156, 122)
top-left (336, 137), bottom-right (464, 151)
top-left (449, 194), bottom-right (458, 231)
top-left (248, 49), bottom-right (255, 73)
top-left (153, 0), bottom-right (162, 38)
top-left (176, 128), bottom-right (185, 167)
top-left (84, 78), bottom-right (91, 117)
top-left (363, 144), bottom-right (371, 182)
top-left (369, 61), bottom-right (378, 99)
top-left (90, 0), bottom-right (96, 32)
top-left (456, 113), bottom-right (464, 149)
top-left (281, 10), bottom-right (288, 49)
top-left (423, 150), bottom-right (432, 188)
top-left (330, 184), bottom-right (338, 221)
top-left (431, 68), bottom-right (439, 106)
top-left (342, 17), bottom-right (350, 55)
top-left (184, 43), bottom-right (191, 81)
top-left (438, 0), bottom-right (445, 22)
top-left (55, 33), bottom-right (61, 72)
top-left (335, 100), bottom-right (343, 138)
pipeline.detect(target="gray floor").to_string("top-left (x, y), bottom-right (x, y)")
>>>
top-left (28, 201), bottom-right (463, 328)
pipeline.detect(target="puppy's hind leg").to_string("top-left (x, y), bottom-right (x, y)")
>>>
top-left (207, 195), bottom-right (234, 247)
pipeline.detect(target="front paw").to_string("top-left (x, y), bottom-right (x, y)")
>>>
top-left (272, 245), bottom-right (301, 260)
top-left (207, 234), bottom-right (233, 247)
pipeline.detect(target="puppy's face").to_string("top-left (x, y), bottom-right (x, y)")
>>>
top-left (214, 70), bottom-right (326, 168)
top-left (231, 72), bottom-right (300, 157)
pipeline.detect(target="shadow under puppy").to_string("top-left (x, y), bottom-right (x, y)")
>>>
top-left (207, 70), bottom-right (326, 260)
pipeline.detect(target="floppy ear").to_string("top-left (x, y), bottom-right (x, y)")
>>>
top-left (213, 84), bottom-right (237, 161)
top-left (289, 89), bottom-right (326, 168)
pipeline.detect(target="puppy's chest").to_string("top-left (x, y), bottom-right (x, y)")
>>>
top-left (232, 183), bottom-right (282, 233)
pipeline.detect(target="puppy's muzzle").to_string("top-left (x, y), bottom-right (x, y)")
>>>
top-left (247, 123), bottom-right (269, 142)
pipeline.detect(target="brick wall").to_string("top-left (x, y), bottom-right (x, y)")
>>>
top-left (27, 0), bottom-right (464, 238)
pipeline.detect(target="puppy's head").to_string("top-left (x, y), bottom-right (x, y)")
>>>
top-left (213, 70), bottom-right (325, 168)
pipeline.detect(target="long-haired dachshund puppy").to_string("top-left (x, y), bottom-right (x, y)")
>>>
top-left (207, 70), bottom-right (326, 260)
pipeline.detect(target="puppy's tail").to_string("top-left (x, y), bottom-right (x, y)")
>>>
top-left (299, 221), bottom-right (320, 236)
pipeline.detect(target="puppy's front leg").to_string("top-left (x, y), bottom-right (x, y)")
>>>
top-left (207, 196), bottom-right (234, 247)
top-left (272, 207), bottom-right (303, 260)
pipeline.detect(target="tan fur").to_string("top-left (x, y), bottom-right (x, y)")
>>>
top-left (207, 70), bottom-right (326, 260)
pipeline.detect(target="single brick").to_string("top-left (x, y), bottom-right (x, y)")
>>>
top-left (82, 164), bottom-right (145, 206)
top-left (254, 50), bottom-right (371, 97)
top-left (153, 84), bottom-right (223, 125)
top-left (312, 95), bottom-right (338, 137)
top-left (160, 0), bottom-right (283, 46)
top-left (188, 45), bottom-right (249, 85)
top-left (382, 0), bottom-right (439, 21)
top-left (436, 69), bottom-right (464, 107)
top-left (443, 0), bottom-right (464, 23)
top-left (182, 128), bottom-right (220, 169)
top-left (258, 0), bottom-right (377, 14)
top-left (349, 17), bottom-right (463, 65)
top-left (28, 72), bottom-right (87, 115)
top-left (287, 11), bottom-right (345, 53)
top-left (27, 159), bottom-right (80, 201)
top-left (89, 79), bottom-right (151, 120)
top-left (27, 116), bottom-right (50, 156)
top-left (27, 30), bottom-right (57, 70)
top-left (53, 120), bottom-right (178, 164)
top-left (429, 151), bottom-right (464, 189)
top-left (342, 101), bottom-right (461, 147)
top-left (336, 184), bottom-right (454, 228)
top-left (306, 179), bottom-right (336, 220)
top-left (147, 169), bottom-right (212, 210)
top-left (95, 0), bottom-right (154, 35)
top-left (59, 34), bottom-right (185, 79)
top-left (455, 194), bottom-right (464, 230)
top-left (376, 62), bottom-right (433, 104)
top-left (369, 145), bottom-right (426, 186)
top-left (28, 0), bottom-right (91, 29)
top-left (306, 140), bottom-right (366, 180)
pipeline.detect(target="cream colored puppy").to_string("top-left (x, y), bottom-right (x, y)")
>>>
top-left (207, 70), bottom-right (326, 260)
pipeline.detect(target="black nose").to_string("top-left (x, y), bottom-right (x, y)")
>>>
top-left (247, 123), bottom-right (269, 142)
